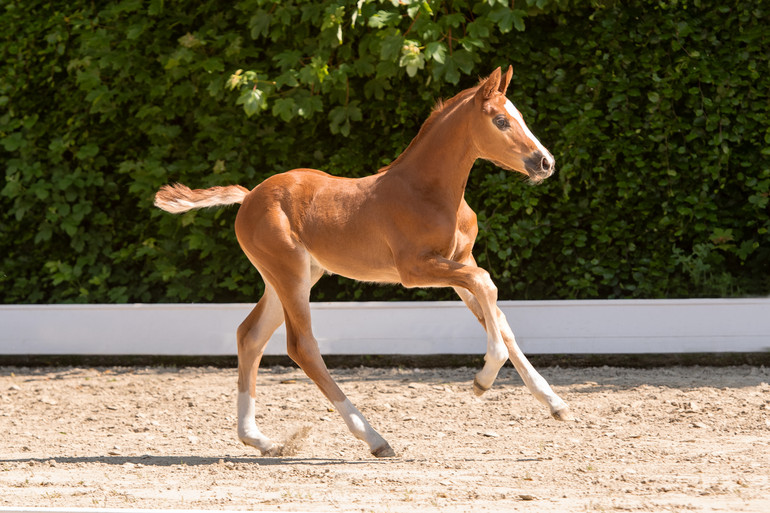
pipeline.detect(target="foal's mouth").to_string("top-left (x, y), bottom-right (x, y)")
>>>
top-left (488, 157), bottom-right (554, 185)
top-left (526, 168), bottom-right (554, 184)
top-left (524, 152), bottom-right (555, 184)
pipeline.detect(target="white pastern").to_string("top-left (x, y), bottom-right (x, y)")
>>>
top-left (237, 391), bottom-right (276, 453)
top-left (504, 100), bottom-right (554, 167)
top-left (476, 332), bottom-right (508, 390)
top-left (506, 342), bottom-right (568, 415)
top-left (334, 398), bottom-right (388, 450)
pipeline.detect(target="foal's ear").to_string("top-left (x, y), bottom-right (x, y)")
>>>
top-left (498, 65), bottom-right (513, 95)
top-left (478, 67), bottom-right (502, 100)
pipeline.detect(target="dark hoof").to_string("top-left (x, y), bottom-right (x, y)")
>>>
top-left (261, 443), bottom-right (285, 457)
top-left (472, 377), bottom-right (490, 397)
top-left (371, 443), bottom-right (396, 458)
top-left (551, 406), bottom-right (574, 422)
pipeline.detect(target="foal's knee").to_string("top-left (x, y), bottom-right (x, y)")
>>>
top-left (470, 269), bottom-right (497, 301)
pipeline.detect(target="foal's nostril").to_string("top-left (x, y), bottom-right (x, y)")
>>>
top-left (525, 151), bottom-right (555, 179)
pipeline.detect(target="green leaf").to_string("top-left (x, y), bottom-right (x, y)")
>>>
top-left (75, 143), bottom-right (99, 160)
top-left (434, 57), bottom-right (459, 84)
top-left (126, 22), bottom-right (145, 40)
top-left (295, 94), bottom-right (324, 118)
top-left (237, 88), bottom-right (266, 117)
top-left (512, 10), bottom-right (526, 31)
top-left (452, 49), bottom-right (475, 75)
top-left (380, 33), bottom-right (404, 62)
top-left (368, 10), bottom-right (401, 29)
top-left (1, 132), bottom-right (25, 152)
top-left (275, 70), bottom-right (300, 89)
top-left (425, 41), bottom-right (447, 64)
top-left (328, 101), bottom-right (362, 136)
top-left (249, 10), bottom-right (272, 39)
top-left (439, 13), bottom-right (465, 29)
top-left (273, 50), bottom-right (303, 70)
top-left (272, 97), bottom-right (296, 121)
top-left (201, 57), bottom-right (224, 73)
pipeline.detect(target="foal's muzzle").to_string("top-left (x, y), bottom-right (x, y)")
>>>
top-left (525, 151), bottom-right (555, 182)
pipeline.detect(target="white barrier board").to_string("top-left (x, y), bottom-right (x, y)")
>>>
top-left (0, 299), bottom-right (768, 355)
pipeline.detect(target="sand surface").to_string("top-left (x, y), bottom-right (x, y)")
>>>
top-left (2, 365), bottom-right (769, 512)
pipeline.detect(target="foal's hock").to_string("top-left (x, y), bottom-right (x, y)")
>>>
top-left (155, 67), bottom-right (570, 458)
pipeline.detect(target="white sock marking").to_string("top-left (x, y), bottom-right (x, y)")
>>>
top-left (237, 391), bottom-right (274, 452)
top-left (334, 398), bottom-right (387, 451)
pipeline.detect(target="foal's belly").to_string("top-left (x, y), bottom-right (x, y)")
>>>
top-left (307, 244), bottom-right (403, 285)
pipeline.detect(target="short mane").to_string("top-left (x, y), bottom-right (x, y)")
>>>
top-left (377, 83), bottom-right (482, 173)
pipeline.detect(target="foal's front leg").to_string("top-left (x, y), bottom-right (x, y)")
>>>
top-left (456, 286), bottom-right (571, 420)
top-left (497, 309), bottom-right (571, 420)
top-left (455, 286), bottom-right (569, 415)
top-left (453, 287), bottom-right (508, 396)
top-left (400, 254), bottom-right (566, 422)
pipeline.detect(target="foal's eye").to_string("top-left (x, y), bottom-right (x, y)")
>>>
top-left (493, 116), bottom-right (510, 130)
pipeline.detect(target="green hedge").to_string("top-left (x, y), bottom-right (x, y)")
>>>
top-left (1, 0), bottom-right (768, 304)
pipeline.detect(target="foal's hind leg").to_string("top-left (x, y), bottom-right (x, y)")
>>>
top-left (269, 256), bottom-right (395, 458)
top-left (236, 282), bottom-right (285, 455)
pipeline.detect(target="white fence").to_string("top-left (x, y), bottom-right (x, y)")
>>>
top-left (1, 299), bottom-right (768, 355)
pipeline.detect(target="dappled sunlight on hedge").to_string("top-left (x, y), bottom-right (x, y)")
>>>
top-left (1, 1), bottom-right (767, 303)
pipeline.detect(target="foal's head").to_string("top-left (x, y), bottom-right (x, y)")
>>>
top-left (471, 67), bottom-right (555, 183)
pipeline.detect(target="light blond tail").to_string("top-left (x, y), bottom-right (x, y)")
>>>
top-left (154, 183), bottom-right (249, 214)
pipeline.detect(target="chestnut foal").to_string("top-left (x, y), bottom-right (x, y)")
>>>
top-left (155, 67), bottom-right (571, 458)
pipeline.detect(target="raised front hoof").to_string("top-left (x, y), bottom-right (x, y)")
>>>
top-left (371, 442), bottom-right (396, 458)
top-left (472, 377), bottom-right (490, 397)
top-left (550, 405), bottom-right (574, 422)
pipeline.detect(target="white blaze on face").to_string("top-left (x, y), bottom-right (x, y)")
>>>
top-left (504, 100), bottom-right (555, 169)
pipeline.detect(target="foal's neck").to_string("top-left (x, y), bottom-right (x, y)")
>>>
top-left (384, 99), bottom-right (478, 211)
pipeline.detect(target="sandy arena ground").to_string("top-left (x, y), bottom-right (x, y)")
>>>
top-left (1, 364), bottom-right (769, 512)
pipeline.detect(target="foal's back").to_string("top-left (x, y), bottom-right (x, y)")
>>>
top-left (235, 168), bottom-right (408, 284)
